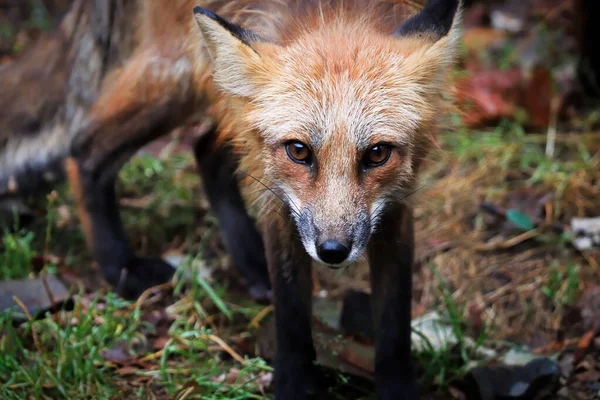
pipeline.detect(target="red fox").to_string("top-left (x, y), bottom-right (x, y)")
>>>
top-left (1, 0), bottom-right (461, 398)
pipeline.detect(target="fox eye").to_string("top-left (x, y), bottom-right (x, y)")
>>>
top-left (363, 144), bottom-right (392, 168)
top-left (285, 141), bottom-right (312, 164)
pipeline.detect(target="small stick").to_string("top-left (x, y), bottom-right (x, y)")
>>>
top-left (546, 96), bottom-right (560, 158)
top-left (250, 305), bottom-right (273, 329)
top-left (204, 334), bottom-right (246, 365)
top-left (474, 228), bottom-right (540, 251)
top-left (12, 296), bottom-right (44, 356)
top-left (134, 281), bottom-right (174, 310)
top-left (40, 271), bottom-right (58, 321)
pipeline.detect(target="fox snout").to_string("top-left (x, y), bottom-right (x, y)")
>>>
top-left (295, 207), bottom-right (371, 267)
top-left (316, 239), bottom-right (351, 265)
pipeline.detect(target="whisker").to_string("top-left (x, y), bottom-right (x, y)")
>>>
top-left (247, 188), bottom-right (288, 213)
top-left (398, 184), bottom-right (427, 202)
top-left (245, 187), bottom-right (304, 242)
top-left (251, 173), bottom-right (304, 217)
top-left (238, 170), bottom-right (302, 219)
top-left (242, 171), bottom-right (303, 212)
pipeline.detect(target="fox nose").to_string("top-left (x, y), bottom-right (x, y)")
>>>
top-left (317, 240), bottom-right (351, 264)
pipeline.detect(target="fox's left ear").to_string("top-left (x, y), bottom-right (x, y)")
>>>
top-left (396, 0), bottom-right (461, 43)
top-left (193, 7), bottom-right (269, 98)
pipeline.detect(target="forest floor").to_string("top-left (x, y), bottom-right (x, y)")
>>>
top-left (1, 1), bottom-right (599, 399)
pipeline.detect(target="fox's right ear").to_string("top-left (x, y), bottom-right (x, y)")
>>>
top-left (395, 0), bottom-right (461, 42)
top-left (193, 7), bottom-right (268, 98)
top-left (393, 0), bottom-right (462, 83)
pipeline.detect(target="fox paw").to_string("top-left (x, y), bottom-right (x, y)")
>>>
top-left (103, 257), bottom-right (175, 300)
top-left (275, 358), bottom-right (320, 399)
top-left (248, 282), bottom-right (273, 304)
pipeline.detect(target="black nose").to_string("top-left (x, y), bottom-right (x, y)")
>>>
top-left (317, 240), bottom-right (351, 264)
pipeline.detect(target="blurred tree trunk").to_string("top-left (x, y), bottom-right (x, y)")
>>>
top-left (576, 0), bottom-right (600, 97)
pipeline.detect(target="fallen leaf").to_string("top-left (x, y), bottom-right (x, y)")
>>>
top-left (153, 336), bottom-right (170, 350)
top-left (506, 209), bottom-right (535, 231)
top-left (574, 369), bottom-right (600, 382)
top-left (101, 343), bottom-right (133, 364)
top-left (115, 366), bottom-right (137, 375)
top-left (573, 330), bottom-right (597, 365)
top-left (523, 66), bottom-right (553, 129)
top-left (456, 69), bottom-right (522, 127)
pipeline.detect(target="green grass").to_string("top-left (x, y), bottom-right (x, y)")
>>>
top-left (117, 152), bottom-right (202, 256)
top-left (413, 264), bottom-right (492, 391)
top-left (1, 192), bottom-right (63, 280)
top-left (1, 292), bottom-right (143, 399)
top-left (1, 0), bottom-right (55, 54)
top-left (0, 224), bottom-right (35, 280)
top-left (541, 262), bottom-right (581, 307)
top-left (0, 151), bottom-right (274, 399)
top-left (0, 150), bottom-right (401, 398)
top-left (1, 114), bottom-right (595, 398)
top-left (25, 0), bottom-right (53, 32)
top-left (0, 273), bottom-right (272, 399)
top-left (431, 115), bottom-right (598, 229)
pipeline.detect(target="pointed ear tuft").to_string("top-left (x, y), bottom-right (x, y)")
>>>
top-left (396, 0), bottom-right (461, 42)
top-left (193, 7), bottom-right (266, 98)
top-left (193, 7), bottom-right (262, 47)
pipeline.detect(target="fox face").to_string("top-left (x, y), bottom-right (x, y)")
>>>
top-left (194, 1), bottom-right (461, 266)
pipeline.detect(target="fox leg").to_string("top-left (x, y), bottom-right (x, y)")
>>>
top-left (67, 101), bottom-right (192, 299)
top-left (194, 130), bottom-right (271, 302)
top-left (67, 50), bottom-right (197, 299)
top-left (263, 217), bottom-right (317, 399)
top-left (66, 156), bottom-right (175, 300)
top-left (368, 203), bottom-right (419, 400)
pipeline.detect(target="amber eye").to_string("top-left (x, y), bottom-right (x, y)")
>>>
top-left (285, 141), bottom-right (312, 164)
top-left (363, 144), bottom-right (392, 168)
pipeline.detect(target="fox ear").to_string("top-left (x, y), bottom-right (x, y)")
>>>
top-left (394, 0), bottom-right (462, 83)
top-left (396, 0), bottom-right (461, 43)
top-left (194, 7), bottom-right (266, 98)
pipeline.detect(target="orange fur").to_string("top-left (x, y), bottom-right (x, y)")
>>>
top-left (192, 2), bottom-right (457, 216)
top-left (65, 158), bottom-right (94, 249)
top-left (190, 0), bottom-right (461, 263)
top-left (72, 0), bottom-right (459, 263)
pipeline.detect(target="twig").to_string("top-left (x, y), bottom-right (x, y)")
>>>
top-left (138, 349), bottom-right (165, 363)
top-left (249, 305), bottom-right (273, 329)
top-left (40, 271), bottom-right (58, 320)
top-left (474, 228), bottom-right (541, 251)
top-left (203, 334), bottom-right (246, 365)
top-left (134, 281), bottom-right (174, 310)
top-left (545, 96), bottom-right (560, 158)
top-left (178, 386), bottom-right (195, 400)
top-left (12, 296), bottom-right (44, 356)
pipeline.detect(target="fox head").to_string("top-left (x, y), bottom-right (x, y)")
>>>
top-left (194, 0), bottom-right (461, 266)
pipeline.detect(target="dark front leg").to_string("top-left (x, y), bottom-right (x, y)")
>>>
top-left (65, 157), bottom-right (174, 300)
top-left (64, 46), bottom-right (197, 299)
top-left (67, 97), bottom-right (192, 299)
top-left (368, 203), bottom-right (419, 400)
top-left (194, 131), bottom-right (271, 302)
top-left (263, 218), bottom-right (317, 399)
